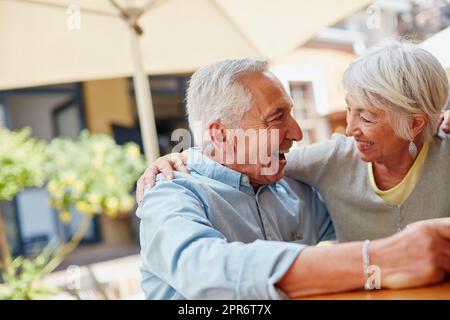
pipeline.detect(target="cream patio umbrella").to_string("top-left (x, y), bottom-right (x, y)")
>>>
top-left (0, 0), bottom-right (370, 162)
top-left (421, 26), bottom-right (450, 72)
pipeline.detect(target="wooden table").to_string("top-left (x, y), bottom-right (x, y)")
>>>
top-left (300, 280), bottom-right (450, 300)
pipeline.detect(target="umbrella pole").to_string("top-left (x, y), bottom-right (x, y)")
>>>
top-left (130, 30), bottom-right (160, 164)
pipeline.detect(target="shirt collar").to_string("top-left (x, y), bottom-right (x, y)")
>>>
top-left (187, 147), bottom-right (251, 190)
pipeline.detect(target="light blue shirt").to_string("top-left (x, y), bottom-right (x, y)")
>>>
top-left (137, 148), bottom-right (335, 300)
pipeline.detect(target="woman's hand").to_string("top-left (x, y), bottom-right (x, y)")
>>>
top-left (136, 150), bottom-right (189, 204)
top-left (438, 110), bottom-right (450, 133)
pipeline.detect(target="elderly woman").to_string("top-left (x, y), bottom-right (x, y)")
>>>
top-left (283, 41), bottom-right (450, 241)
top-left (137, 41), bottom-right (450, 242)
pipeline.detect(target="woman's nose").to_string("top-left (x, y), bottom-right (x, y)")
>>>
top-left (345, 116), bottom-right (360, 137)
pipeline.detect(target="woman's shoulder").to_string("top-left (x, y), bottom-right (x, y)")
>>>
top-left (287, 133), bottom-right (358, 169)
top-left (330, 132), bottom-right (352, 143)
top-left (426, 133), bottom-right (450, 184)
top-left (329, 133), bottom-right (357, 155)
top-left (302, 133), bottom-right (359, 166)
top-left (430, 131), bottom-right (450, 156)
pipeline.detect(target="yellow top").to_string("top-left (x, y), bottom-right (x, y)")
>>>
top-left (368, 142), bottom-right (430, 205)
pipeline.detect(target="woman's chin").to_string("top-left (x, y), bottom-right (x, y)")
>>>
top-left (357, 152), bottom-right (374, 163)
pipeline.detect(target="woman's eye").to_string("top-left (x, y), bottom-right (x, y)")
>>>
top-left (360, 116), bottom-right (371, 123)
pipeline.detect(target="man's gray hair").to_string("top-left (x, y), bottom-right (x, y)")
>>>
top-left (186, 59), bottom-right (268, 145)
top-left (343, 40), bottom-right (449, 142)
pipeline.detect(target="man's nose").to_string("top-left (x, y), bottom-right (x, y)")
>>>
top-left (287, 116), bottom-right (303, 142)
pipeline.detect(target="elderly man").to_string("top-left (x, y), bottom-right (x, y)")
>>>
top-left (137, 59), bottom-right (450, 300)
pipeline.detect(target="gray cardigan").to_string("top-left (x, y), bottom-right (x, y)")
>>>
top-left (285, 132), bottom-right (450, 242)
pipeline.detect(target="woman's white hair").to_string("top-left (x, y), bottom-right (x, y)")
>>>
top-left (343, 40), bottom-right (449, 142)
top-left (186, 59), bottom-right (268, 145)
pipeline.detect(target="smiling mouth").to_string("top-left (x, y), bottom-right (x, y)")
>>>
top-left (356, 140), bottom-right (374, 150)
top-left (272, 148), bottom-right (289, 161)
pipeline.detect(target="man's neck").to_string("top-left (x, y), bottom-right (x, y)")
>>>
top-left (202, 147), bottom-right (262, 192)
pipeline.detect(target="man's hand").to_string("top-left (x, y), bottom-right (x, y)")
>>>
top-left (136, 151), bottom-right (189, 204)
top-left (406, 217), bottom-right (450, 229)
top-left (438, 110), bottom-right (450, 133)
top-left (278, 219), bottom-right (450, 298)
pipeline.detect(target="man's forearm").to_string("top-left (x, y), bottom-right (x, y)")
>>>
top-left (279, 221), bottom-right (450, 298)
top-left (277, 241), bottom-right (366, 298)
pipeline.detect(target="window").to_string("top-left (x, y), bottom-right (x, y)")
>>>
top-left (0, 96), bottom-right (7, 128)
top-left (289, 81), bottom-right (319, 145)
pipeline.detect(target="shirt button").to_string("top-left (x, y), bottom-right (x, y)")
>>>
top-left (291, 232), bottom-right (302, 241)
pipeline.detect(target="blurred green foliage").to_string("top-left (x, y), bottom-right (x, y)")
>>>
top-left (0, 245), bottom-right (58, 300)
top-left (0, 127), bottom-right (46, 201)
top-left (0, 127), bottom-right (146, 299)
top-left (45, 130), bottom-right (146, 222)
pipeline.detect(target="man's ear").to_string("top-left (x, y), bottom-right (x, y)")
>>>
top-left (207, 121), bottom-right (229, 162)
top-left (411, 114), bottom-right (428, 139)
top-left (208, 120), bottom-right (226, 146)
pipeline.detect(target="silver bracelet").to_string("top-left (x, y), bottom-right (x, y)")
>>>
top-left (362, 239), bottom-right (371, 290)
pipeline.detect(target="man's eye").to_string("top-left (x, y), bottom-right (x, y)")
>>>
top-left (271, 114), bottom-right (283, 121)
top-left (360, 116), bottom-right (372, 123)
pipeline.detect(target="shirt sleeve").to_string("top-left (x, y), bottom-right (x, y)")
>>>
top-left (137, 178), bottom-right (306, 300)
top-left (311, 189), bottom-right (336, 242)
